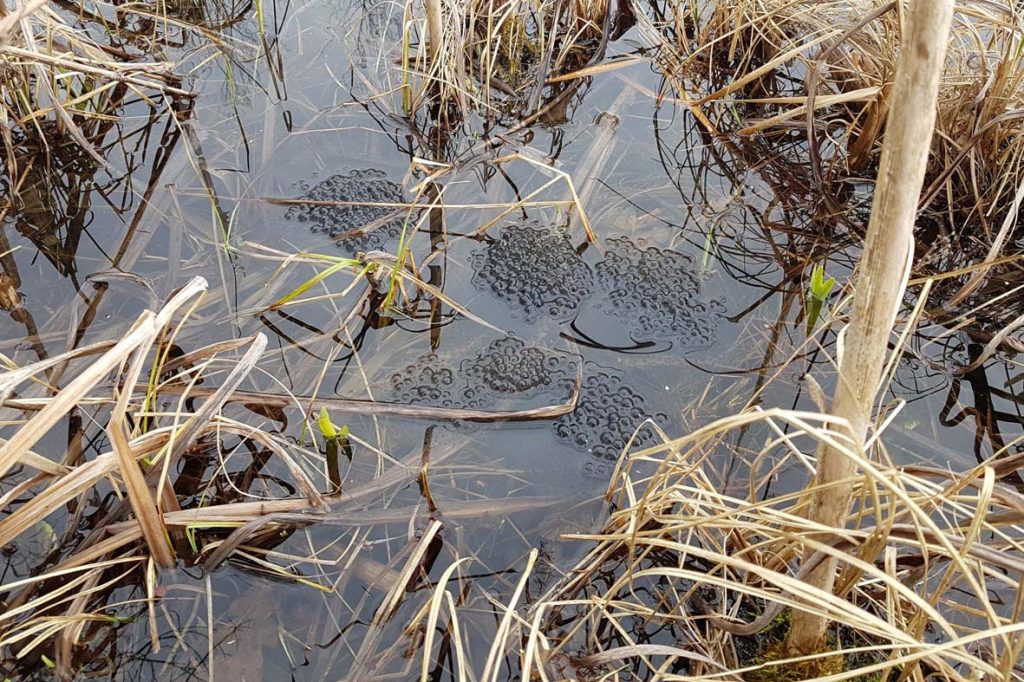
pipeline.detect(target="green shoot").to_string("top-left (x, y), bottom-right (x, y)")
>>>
top-left (700, 222), bottom-right (717, 272)
top-left (266, 257), bottom-right (366, 311)
top-left (401, 12), bottom-right (412, 115)
top-left (184, 522), bottom-right (244, 555)
top-left (318, 408), bottom-right (350, 494)
top-left (38, 520), bottom-right (58, 553)
top-left (317, 407), bottom-right (348, 441)
top-left (805, 263), bottom-right (837, 334)
top-left (809, 263), bottom-right (837, 300)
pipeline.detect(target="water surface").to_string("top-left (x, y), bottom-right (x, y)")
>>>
top-left (1, 0), bottom-right (1021, 678)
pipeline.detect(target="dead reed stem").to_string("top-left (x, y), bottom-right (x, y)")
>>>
top-left (424, 0), bottom-right (444, 66)
top-left (522, 404), bottom-right (1024, 680)
top-left (786, 0), bottom-right (956, 654)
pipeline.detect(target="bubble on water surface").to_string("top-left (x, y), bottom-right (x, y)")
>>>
top-left (469, 223), bottom-right (593, 322)
top-left (595, 236), bottom-right (725, 345)
top-left (553, 368), bottom-right (667, 461)
top-left (284, 169), bottom-right (405, 252)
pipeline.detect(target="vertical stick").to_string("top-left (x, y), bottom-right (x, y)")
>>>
top-left (785, 0), bottom-right (955, 654)
top-left (425, 0), bottom-right (443, 66)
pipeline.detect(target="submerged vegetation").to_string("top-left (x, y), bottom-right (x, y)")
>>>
top-left (1, 0), bottom-right (1023, 679)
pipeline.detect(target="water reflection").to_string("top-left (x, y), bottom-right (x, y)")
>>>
top-left (0, 96), bottom-right (185, 364)
top-left (1, 0), bottom-right (1022, 678)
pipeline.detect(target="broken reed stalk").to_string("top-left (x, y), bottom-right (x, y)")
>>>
top-left (786, 0), bottom-right (955, 655)
top-left (424, 0), bottom-right (443, 66)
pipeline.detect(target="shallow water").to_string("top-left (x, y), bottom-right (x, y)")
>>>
top-left (1, 0), bottom-right (1022, 679)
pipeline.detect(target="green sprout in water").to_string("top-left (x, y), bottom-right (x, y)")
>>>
top-left (317, 406), bottom-right (343, 440)
top-left (805, 263), bottom-right (837, 335)
top-left (266, 254), bottom-right (367, 312)
top-left (318, 407), bottom-right (351, 495)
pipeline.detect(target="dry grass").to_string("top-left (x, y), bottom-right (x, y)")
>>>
top-left (0, 0), bottom-right (193, 175)
top-left (5, 1), bottom-right (1024, 678)
top-left (0, 188), bottom-right (593, 677)
top-left (400, 0), bottom-right (612, 120)
top-left (0, 0), bottom-right (273, 190)
top-left (531, 404), bottom-right (1024, 679)
top-left (637, 0), bottom-right (1024, 197)
top-left (406, 405), bottom-right (1024, 681)
top-left (0, 272), bottom-right (566, 678)
top-left (632, 0), bottom-right (1024, 333)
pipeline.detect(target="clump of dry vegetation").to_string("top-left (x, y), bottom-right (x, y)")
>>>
top-left (0, 271), bottom-right (579, 678)
top-left (4, 0), bottom-right (1024, 679)
top-left (0, 0), bottom-right (192, 175)
top-left (638, 0), bottom-right (1024, 219)
top-left (0, 0), bottom-right (271, 191)
top-left (400, 0), bottom-right (617, 122)
top-left (518, 406), bottom-right (1024, 680)
top-left (633, 0), bottom-right (1024, 336)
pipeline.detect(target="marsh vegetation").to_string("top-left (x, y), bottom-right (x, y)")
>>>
top-left (1, 0), bottom-right (1023, 680)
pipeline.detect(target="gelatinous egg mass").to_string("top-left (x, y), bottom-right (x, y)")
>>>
top-left (595, 237), bottom-right (725, 345)
top-left (284, 169), bottom-right (406, 252)
top-left (387, 337), bottom-right (576, 410)
top-left (553, 367), bottom-right (666, 461)
top-left (470, 223), bottom-right (594, 322)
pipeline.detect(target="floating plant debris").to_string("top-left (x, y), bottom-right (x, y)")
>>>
top-left (284, 169), bottom-right (406, 252)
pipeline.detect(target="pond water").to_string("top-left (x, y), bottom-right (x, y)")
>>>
top-left (1, 0), bottom-right (1022, 679)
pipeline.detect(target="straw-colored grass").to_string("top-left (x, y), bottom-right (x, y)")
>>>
top-left (0, 0), bottom-right (269, 192)
top-left (786, 0), bottom-right (955, 653)
top-left (0, 0), bottom-right (192, 175)
top-left (0, 234), bottom-right (583, 677)
top-left (403, 405), bottom-right (1023, 681)
top-left (400, 0), bottom-right (611, 120)
top-left (639, 0), bottom-right (1024, 195)
top-left (632, 0), bottom-right (1024, 326)
top-left (5, 1), bottom-right (1024, 678)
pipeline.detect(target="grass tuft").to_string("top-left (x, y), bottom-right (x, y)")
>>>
top-left (511, 404), bottom-right (1024, 680)
top-left (400, 0), bottom-right (612, 121)
top-left (632, 0), bottom-right (1024, 335)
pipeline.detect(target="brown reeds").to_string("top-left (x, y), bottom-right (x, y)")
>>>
top-left (787, 0), bottom-right (956, 654)
top-left (632, 0), bottom-right (1024, 335)
top-left (0, 271), bottom-right (573, 677)
top-left (0, 0), bottom-right (191, 157)
top-left (381, 4), bottom-right (1024, 677)
top-left (514, 407), bottom-right (1024, 680)
top-left (402, 0), bottom-right (614, 120)
top-left (5, 0), bottom-right (1024, 678)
